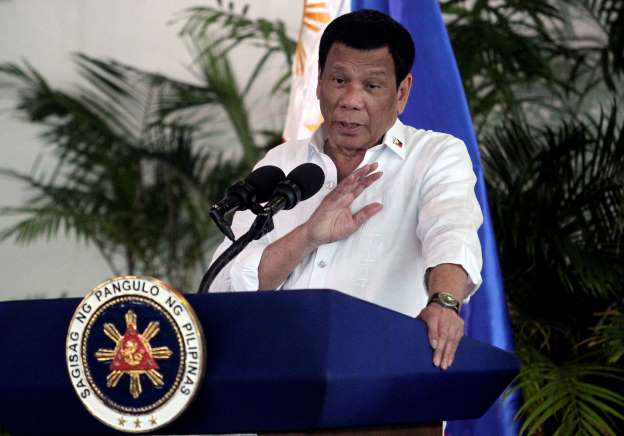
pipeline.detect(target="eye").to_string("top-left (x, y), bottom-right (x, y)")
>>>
top-left (366, 83), bottom-right (381, 90)
top-left (332, 77), bottom-right (345, 85)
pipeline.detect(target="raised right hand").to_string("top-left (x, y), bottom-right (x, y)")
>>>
top-left (303, 162), bottom-right (383, 246)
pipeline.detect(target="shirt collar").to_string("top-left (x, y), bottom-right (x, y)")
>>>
top-left (380, 118), bottom-right (407, 160)
top-left (309, 125), bottom-right (326, 156)
top-left (308, 118), bottom-right (407, 160)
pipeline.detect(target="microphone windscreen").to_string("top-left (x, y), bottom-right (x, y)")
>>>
top-left (246, 165), bottom-right (286, 202)
top-left (286, 163), bottom-right (325, 201)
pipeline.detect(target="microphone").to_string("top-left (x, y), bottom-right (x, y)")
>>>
top-left (210, 165), bottom-right (286, 240)
top-left (197, 163), bottom-right (324, 293)
top-left (264, 163), bottom-right (325, 215)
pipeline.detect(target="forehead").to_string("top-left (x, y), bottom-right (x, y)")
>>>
top-left (324, 42), bottom-right (395, 77)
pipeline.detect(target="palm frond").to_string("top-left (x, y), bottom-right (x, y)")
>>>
top-left (483, 103), bottom-right (624, 304)
top-left (442, 0), bottom-right (624, 133)
top-left (176, 2), bottom-right (295, 97)
top-left (584, 309), bottom-right (624, 364)
top-left (0, 1), bottom-right (298, 289)
top-left (0, 58), bottom-right (233, 288)
top-left (573, 0), bottom-right (624, 85)
top-left (511, 349), bottom-right (624, 435)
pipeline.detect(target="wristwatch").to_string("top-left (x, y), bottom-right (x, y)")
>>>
top-left (427, 292), bottom-right (461, 314)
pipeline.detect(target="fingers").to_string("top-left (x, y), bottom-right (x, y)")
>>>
top-left (441, 326), bottom-right (462, 370)
top-left (308, 162), bottom-right (383, 244)
top-left (335, 163), bottom-right (382, 198)
top-left (351, 162), bottom-right (379, 179)
top-left (419, 305), bottom-right (464, 370)
top-left (352, 172), bottom-right (383, 198)
top-left (433, 323), bottom-right (448, 369)
top-left (352, 202), bottom-right (383, 226)
top-left (335, 172), bottom-right (382, 209)
top-left (424, 311), bottom-right (439, 351)
top-left (341, 162), bottom-right (375, 182)
top-left (343, 163), bottom-right (383, 227)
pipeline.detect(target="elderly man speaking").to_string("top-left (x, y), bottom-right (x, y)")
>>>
top-left (210, 9), bottom-right (483, 372)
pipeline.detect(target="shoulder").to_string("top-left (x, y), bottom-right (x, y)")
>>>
top-left (255, 137), bottom-right (311, 171)
top-left (402, 125), bottom-right (471, 162)
top-left (403, 125), bottom-right (465, 150)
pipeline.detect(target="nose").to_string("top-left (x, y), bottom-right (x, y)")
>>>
top-left (338, 84), bottom-right (364, 110)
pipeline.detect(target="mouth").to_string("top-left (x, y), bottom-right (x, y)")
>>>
top-left (334, 121), bottom-right (364, 130)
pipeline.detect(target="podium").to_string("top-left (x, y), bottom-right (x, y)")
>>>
top-left (0, 289), bottom-right (518, 435)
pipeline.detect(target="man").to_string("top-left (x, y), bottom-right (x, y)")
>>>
top-left (210, 10), bottom-right (483, 371)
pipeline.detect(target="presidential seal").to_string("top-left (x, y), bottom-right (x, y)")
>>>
top-left (66, 276), bottom-right (205, 433)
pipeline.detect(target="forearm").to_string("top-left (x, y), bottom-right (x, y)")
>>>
top-left (426, 263), bottom-right (471, 302)
top-left (258, 162), bottom-right (382, 290)
top-left (258, 223), bottom-right (318, 289)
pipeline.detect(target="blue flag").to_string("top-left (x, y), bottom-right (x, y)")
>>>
top-left (352, 1), bottom-right (521, 434)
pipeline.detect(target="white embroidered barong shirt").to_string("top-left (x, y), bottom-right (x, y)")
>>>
top-left (209, 119), bottom-right (483, 317)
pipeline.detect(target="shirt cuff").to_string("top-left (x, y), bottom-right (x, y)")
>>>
top-left (229, 242), bottom-right (267, 291)
top-left (423, 237), bottom-right (483, 304)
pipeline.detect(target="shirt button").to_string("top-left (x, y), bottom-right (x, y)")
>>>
top-left (317, 260), bottom-right (327, 268)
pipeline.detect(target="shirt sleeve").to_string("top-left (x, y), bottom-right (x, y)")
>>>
top-left (206, 147), bottom-right (285, 292)
top-left (416, 136), bottom-right (484, 302)
top-left (207, 208), bottom-right (273, 292)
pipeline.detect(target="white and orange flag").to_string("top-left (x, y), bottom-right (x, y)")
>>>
top-left (283, 0), bottom-right (350, 141)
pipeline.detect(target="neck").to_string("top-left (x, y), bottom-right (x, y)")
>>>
top-left (324, 140), bottom-right (368, 181)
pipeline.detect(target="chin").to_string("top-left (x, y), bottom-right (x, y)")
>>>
top-left (330, 133), bottom-right (370, 149)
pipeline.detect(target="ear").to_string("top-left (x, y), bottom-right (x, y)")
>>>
top-left (397, 73), bottom-right (413, 115)
top-left (316, 65), bottom-right (323, 100)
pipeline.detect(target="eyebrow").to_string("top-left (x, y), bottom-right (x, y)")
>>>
top-left (329, 64), bottom-right (388, 77)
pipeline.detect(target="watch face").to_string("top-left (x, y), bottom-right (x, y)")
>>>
top-left (440, 293), bottom-right (458, 306)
